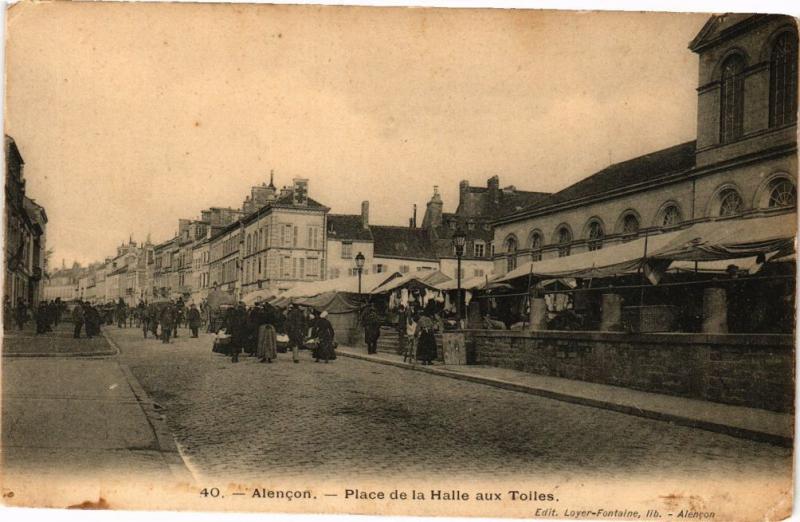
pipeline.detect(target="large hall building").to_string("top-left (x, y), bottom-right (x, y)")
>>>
top-left (492, 14), bottom-right (797, 274)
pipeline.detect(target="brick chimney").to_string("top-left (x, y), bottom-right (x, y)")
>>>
top-left (361, 200), bottom-right (369, 229)
top-left (292, 178), bottom-right (309, 206)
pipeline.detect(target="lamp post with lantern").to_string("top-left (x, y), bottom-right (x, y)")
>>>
top-left (452, 228), bottom-right (467, 326)
top-left (354, 252), bottom-right (365, 301)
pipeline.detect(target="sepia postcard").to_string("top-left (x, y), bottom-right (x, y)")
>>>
top-left (1, 1), bottom-right (797, 520)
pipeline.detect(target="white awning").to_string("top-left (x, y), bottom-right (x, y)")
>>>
top-left (276, 272), bottom-right (401, 300)
top-left (496, 213), bottom-right (796, 283)
top-left (650, 212), bottom-right (796, 261)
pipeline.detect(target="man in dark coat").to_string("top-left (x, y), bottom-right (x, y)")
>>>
top-left (54, 297), bottom-right (62, 326)
top-left (285, 304), bottom-right (305, 363)
top-left (229, 303), bottom-right (248, 362)
top-left (396, 304), bottom-right (408, 355)
top-left (173, 297), bottom-right (185, 337)
top-left (84, 303), bottom-right (100, 339)
top-left (15, 298), bottom-right (28, 331)
top-left (363, 304), bottom-right (381, 354)
top-left (187, 303), bottom-right (201, 338)
top-left (116, 298), bottom-right (127, 328)
top-left (160, 302), bottom-right (175, 343)
top-left (72, 301), bottom-right (85, 338)
top-left (35, 301), bottom-right (49, 334)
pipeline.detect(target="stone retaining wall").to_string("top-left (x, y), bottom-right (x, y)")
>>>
top-left (465, 330), bottom-right (794, 413)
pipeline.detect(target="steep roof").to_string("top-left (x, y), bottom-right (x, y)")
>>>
top-left (371, 225), bottom-right (438, 261)
top-left (327, 214), bottom-right (373, 242)
top-left (688, 14), bottom-right (766, 52)
top-left (500, 140), bottom-right (696, 223)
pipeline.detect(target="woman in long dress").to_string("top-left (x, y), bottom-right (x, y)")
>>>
top-left (314, 311), bottom-right (336, 363)
top-left (257, 305), bottom-right (278, 363)
top-left (415, 313), bottom-right (438, 365)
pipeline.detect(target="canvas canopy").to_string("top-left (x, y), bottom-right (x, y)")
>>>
top-left (207, 289), bottom-right (236, 309)
top-left (497, 213), bottom-right (796, 283)
top-left (648, 212), bottom-right (796, 261)
top-left (668, 257), bottom-right (762, 274)
top-left (274, 272), bottom-right (401, 300)
top-left (241, 288), bottom-right (275, 305)
top-left (435, 275), bottom-right (511, 291)
top-left (370, 271), bottom-right (451, 294)
top-left (292, 291), bottom-right (363, 314)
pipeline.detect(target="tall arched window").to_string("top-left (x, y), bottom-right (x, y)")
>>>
top-left (557, 227), bottom-right (571, 258)
top-left (718, 188), bottom-right (744, 216)
top-left (720, 55), bottom-right (745, 143)
top-left (505, 236), bottom-right (518, 272)
top-left (770, 32), bottom-right (798, 127)
top-left (530, 232), bottom-right (542, 262)
top-left (587, 221), bottom-right (604, 251)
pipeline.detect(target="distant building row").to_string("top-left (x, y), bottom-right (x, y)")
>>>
top-left (44, 172), bottom-right (543, 304)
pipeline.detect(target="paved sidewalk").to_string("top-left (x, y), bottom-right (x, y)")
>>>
top-left (2, 334), bottom-right (192, 505)
top-left (337, 345), bottom-right (793, 447)
top-left (3, 322), bottom-right (116, 357)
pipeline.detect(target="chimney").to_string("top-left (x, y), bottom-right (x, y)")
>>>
top-left (487, 175), bottom-right (500, 205)
top-left (292, 178), bottom-right (309, 206)
top-left (413, 204), bottom-right (417, 228)
top-left (361, 201), bottom-right (369, 229)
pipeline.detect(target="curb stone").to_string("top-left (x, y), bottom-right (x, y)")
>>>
top-left (105, 330), bottom-right (195, 483)
top-left (338, 350), bottom-right (792, 448)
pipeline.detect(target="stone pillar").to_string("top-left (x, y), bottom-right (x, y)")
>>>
top-left (528, 297), bottom-right (548, 331)
top-left (467, 300), bottom-right (483, 329)
top-left (600, 293), bottom-right (622, 331)
top-left (702, 287), bottom-right (728, 334)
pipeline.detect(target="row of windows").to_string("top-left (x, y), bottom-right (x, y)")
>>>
top-left (502, 177), bottom-right (796, 270)
top-left (718, 30), bottom-right (797, 144)
top-left (244, 224), bottom-right (324, 256)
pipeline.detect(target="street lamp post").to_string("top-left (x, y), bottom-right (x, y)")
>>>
top-left (452, 228), bottom-right (467, 327)
top-left (354, 252), bottom-right (365, 301)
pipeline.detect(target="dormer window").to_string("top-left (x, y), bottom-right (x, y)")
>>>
top-left (720, 55), bottom-right (745, 143)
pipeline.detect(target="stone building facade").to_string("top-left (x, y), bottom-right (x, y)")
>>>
top-left (239, 179), bottom-right (328, 296)
top-left (492, 14), bottom-right (797, 275)
top-left (4, 136), bottom-right (47, 306)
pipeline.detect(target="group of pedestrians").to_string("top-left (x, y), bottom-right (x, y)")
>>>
top-left (71, 300), bottom-right (103, 338)
top-left (138, 298), bottom-right (203, 344)
top-left (215, 301), bottom-right (336, 364)
top-left (3, 296), bottom-right (66, 334)
top-left (362, 302), bottom-right (439, 365)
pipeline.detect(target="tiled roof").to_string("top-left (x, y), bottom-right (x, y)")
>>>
top-left (430, 213), bottom-right (493, 259)
top-left (327, 214), bottom-right (373, 242)
top-left (371, 225), bottom-right (438, 261)
top-left (507, 140), bottom-right (696, 220)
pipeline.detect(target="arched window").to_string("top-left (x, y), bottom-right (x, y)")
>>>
top-left (767, 178), bottom-right (796, 208)
top-left (587, 221), bottom-right (604, 251)
top-left (557, 227), bottom-right (571, 258)
top-left (530, 231), bottom-right (542, 262)
top-left (770, 32), bottom-right (798, 127)
top-left (660, 204), bottom-right (682, 228)
top-left (622, 213), bottom-right (640, 236)
top-left (505, 236), bottom-right (518, 272)
top-left (720, 55), bottom-right (745, 143)
top-left (719, 188), bottom-right (744, 216)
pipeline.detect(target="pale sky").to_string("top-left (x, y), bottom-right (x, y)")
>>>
top-left (5, 2), bottom-right (708, 266)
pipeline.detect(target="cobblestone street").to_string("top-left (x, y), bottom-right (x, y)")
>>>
top-left (108, 326), bottom-right (792, 483)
